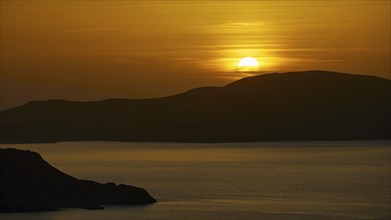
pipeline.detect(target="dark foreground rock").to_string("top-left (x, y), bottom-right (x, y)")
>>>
top-left (0, 148), bottom-right (156, 212)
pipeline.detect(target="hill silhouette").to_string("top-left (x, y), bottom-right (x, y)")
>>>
top-left (1, 71), bottom-right (390, 143)
top-left (0, 148), bottom-right (156, 212)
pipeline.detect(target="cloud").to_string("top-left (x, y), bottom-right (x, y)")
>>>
top-left (60, 27), bottom-right (119, 33)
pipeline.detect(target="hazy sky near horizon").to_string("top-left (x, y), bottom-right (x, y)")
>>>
top-left (1, 0), bottom-right (390, 109)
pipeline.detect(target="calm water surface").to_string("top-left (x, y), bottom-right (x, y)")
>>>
top-left (1, 141), bottom-right (390, 220)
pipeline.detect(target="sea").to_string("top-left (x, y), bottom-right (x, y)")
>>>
top-left (1, 141), bottom-right (390, 220)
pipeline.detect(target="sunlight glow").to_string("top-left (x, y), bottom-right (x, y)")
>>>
top-left (237, 57), bottom-right (260, 71)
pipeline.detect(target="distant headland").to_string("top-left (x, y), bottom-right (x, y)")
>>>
top-left (1, 71), bottom-right (390, 143)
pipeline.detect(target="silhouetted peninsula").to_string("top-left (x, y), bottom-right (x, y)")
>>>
top-left (1, 71), bottom-right (390, 143)
top-left (0, 148), bottom-right (156, 212)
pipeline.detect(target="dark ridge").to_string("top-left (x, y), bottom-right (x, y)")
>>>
top-left (1, 71), bottom-right (390, 143)
top-left (0, 148), bottom-right (156, 212)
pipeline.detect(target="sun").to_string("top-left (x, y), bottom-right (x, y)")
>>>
top-left (237, 57), bottom-right (259, 71)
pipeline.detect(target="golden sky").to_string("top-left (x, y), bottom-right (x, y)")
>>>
top-left (1, 0), bottom-right (390, 109)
